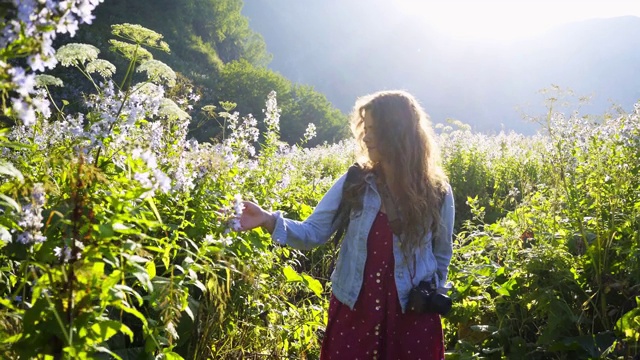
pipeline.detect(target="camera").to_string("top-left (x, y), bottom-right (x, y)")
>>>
top-left (407, 280), bottom-right (452, 316)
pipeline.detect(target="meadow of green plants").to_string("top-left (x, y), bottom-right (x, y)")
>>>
top-left (1, 3), bottom-right (639, 360)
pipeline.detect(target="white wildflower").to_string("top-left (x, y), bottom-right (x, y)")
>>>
top-left (53, 240), bottom-right (85, 262)
top-left (137, 59), bottom-right (176, 87)
top-left (158, 98), bottom-right (190, 121)
top-left (8, 67), bottom-right (36, 97)
top-left (85, 59), bottom-right (116, 78)
top-left (56, 43), bottom-right (100, 67)
top-left (263, 90), bottom-right (280, 132)
top-left (35, 74), bottom-right (64, 87)
top-left (17, 183), bottom-right (46, 245)
top-left (304, 123), bottom-right (317, 141)
top-left (11, 98), bottom-right (37, 127)
top-left (233, 194), bottom-right (244, 216)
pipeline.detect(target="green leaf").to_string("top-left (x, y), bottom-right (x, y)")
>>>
top-left (145, 261), bottom-right (156, 279)
top-left (118, 304), bottom-right (148, 326)
top-left (302, 274), bottom-right (323, 297)
top-left (145, 197), bottom-right (163, 225)
top-left (0, 161), bottom-right (24, 182)
top-left (493, 284), bottom-right (510, 297)
top-left (184, 304), bottom-right (194, 322)
top-left (103, 270), bottom-right (122, 295)
top-left (616, 304), bottom-right (640, 340)
top-left (160, 351), bottom-right (184, 360)
top-left (283, 266), bottom-right (302, 282)
top-left (91, 320), bottom-right (133, 342)
top-left (493, 277), bottom-right (517, 297)
top-left (92, 262), bottom-right (105, 277)
top-left (0, 226), bottom-right (11, 243)
top-left (470, 324), bottom-right (498, 333)
top-left (111, 284), bottom-right (143, 305)
top-left (112, 223), bottom-right (139, 234)
top-left (94, 346), bottom-right (124, 360)
top-left (0, 298), bottom-right (17, 311)
top-left (131, 267), bottom-right (153, 291)
top-left (122, 253), bottom-right (148, 263)
top-left (96, 224), bottom-right (115, 238)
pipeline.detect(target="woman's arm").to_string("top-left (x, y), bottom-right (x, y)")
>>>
top-left (433, 185), bottom-right (455, 293)
top-left (240, 172), bottom-right (348, 250)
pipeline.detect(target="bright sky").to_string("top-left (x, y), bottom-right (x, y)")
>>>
top-left (397, 0), bottom-right (640, 41)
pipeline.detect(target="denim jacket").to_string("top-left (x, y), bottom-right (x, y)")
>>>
top-left (271, 170), bottom-right (455, 313)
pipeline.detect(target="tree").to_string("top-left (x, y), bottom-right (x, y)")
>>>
top-left (77, 0), bottom-right (270, 77)
top-left (282, 84), bottom-right (348, 145)
top-left (71, 0), bottom-right (347, 145)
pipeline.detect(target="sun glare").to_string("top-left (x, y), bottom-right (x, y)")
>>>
top-left (397, 0), bottom-right (640, 42)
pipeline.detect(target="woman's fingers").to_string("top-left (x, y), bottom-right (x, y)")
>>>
top-left (238, 201), bottom-right (263, 231)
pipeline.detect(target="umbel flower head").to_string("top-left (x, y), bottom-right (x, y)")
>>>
top-left (56, 43), bottom-right (100, 67)
top-left (85, 59), bottom-right (116, 78)
top-left (111, 23), bottom-right (170, 52)
top-left (109, 39), bottom-right (153, 63)
top-left (137, 59), bottom-right (176, 87)
top-left (35, 74), bottom-right (64, 88)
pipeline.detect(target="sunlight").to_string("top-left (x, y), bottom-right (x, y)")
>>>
top-left (397, 0), bottom-right (640, 42)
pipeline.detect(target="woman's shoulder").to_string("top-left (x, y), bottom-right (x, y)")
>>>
top-left (435, 180), bottom-right (454, 209)
top-left (434, 178), bottom-right (452, 195)
top-left (345, 162), bottom-right (368, 185)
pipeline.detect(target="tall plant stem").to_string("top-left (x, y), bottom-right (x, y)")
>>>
top-left (93, 45), bottom-right (140, 167)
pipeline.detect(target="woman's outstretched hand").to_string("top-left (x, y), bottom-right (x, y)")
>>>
top-left (239, 201), bottom-right (276, 233)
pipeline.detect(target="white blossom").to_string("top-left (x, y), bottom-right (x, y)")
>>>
top-left (8, 67), bottom-right (36, 97)
top-left (16, 183), bottom-right (47, 245)
top-left (11, 98), bottom-right (36, 127)
top-left (304, 123), bottom-right (317, 141)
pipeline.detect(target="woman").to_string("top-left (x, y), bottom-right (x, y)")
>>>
top-left (239, 90), bottom-right (455, 359)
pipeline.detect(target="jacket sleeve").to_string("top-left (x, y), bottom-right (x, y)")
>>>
top-left (433, 184), bottom-right (455, 294)
top-left (270, 172), bottom-right (347, 250)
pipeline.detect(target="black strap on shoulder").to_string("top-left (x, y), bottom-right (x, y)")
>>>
top-left (330, 163), bottom-right (364, 247)
top-left (328, 163), bottom-right (365, 275)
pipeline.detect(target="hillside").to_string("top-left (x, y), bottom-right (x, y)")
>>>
top-left (66, 0), bottom-right (349, 145)
top-left (242, 1), bottom-right (640, 134)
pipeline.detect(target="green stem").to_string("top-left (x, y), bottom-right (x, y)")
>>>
top-left (75, 65), bottom-right (100, 94)
top-left (544, 105), bottom-right (607, 332)
top-left (119, 45), bottom-right (139, 92)
top-left (44, 86), bottom-right (64, 121)
top-left (93, 45), bottom-right (140, 167)
top-left (43, 290), bottom-right (72, 347)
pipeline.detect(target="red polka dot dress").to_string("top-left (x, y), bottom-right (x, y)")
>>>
top-left (320, 211), bottom-right (445, 360)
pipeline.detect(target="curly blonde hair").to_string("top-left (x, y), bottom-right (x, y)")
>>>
top-left (349, 90), bottom-right (449, 256)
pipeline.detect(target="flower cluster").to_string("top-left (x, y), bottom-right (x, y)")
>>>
top-left (263, 90), bottom-right (281, 133)
top-left (303, 123), bottom-right (317, 142)
top-left (131, 148), bottom-right (172, 198)
top-left (204, 234), bottom-right (232, 247)
top-left (16, 183), bottom-right (47, 245)
top-left (228, 194), bottom-right (245, 232)
top-left (221, 112), bottom-right (260, 163)
top-left (137, 59), bottom-right (177, 87)
top-left (54, 240), bottom-right (85, 263)
top-left (87, 81), bottom-right (164, 146)
top-left (2, 0), bottom-right (103, 125)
